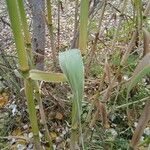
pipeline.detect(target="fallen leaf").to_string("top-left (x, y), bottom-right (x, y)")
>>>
top-left (55, 112), bottom-right (64, 120)
top-left (50, 132), bottom-right (58, 140)
top-left (12, 129), bottom-right (22, 136)
top-left (0, 93), bottom-right (8, 107)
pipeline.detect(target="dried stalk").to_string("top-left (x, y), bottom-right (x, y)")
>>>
top-left (131, 98), bottom-right (150, 149)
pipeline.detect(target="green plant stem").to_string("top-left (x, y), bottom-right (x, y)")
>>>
top-left (113, 96), bottom-right (149, 110)
top-left (16, 3), bottom-right (52, 148)
top-left (24, 79), bottom-right (42, 150)
top-left (70, 99), bottom-right (78, 150)
top-left (17, 1), bottom-right (54, 146)
top-left (57, 0), bottom-right (61, 50)
top-left (46, 0), bottom-right (57, 67)
top-left (6, 0), bottom-right (29, 71)
top-left (17, 0), bottom-right (31, 45)
top-left (6, 0), bottom-right (42, 148)
top-left (79, 0), bottom-right (89, 54)
top-left (70, 128), bottom-right (78, 150)
top-left (17, 0), bottom-right (33, 68)
top-left (71, 97), bottom-right (85, 150)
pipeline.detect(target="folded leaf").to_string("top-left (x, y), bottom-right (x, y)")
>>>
top-left (59, 49), bottom-right (84, 125)
top-left (59, 49), bottom-right (84, 104)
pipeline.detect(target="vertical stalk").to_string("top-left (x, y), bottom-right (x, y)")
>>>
top-left (6, 0), bottom-right (42, 149)
top-left (6, 0), bottom-right (29, 72)
top-left (17, 0), bottom-right (31, 46)
top-left (46, 0), bottom-right (57, 67)
top-left (134, 0), bottom-right (142, 49)
top-left (135, 0), bottom-right (142, 32)
top-left (70, 99), bottom-right (78, 150)
top-left (24, 79), bottom-right (42, 150)
top-left (72, 0), bottom-right (79, 48)
top-left (17, 1), bottom-right (54, 148)
top-left (57, 0), bottom-right (61, 50)
top-left (79, 0), bottom-right (89, 54)
top-left (17, 0), bottom-right (33, 67)
top-left (71, 95), bottom-right (85, 150)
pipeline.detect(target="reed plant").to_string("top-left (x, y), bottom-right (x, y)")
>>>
top-left (5, 0), bottom-right (42, 149)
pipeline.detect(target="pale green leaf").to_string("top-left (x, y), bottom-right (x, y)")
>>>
top-left (59, 49), bottom-right (84, 103)
top-left (29, 69), bottom-right (66, 82)
top-left (59, 49), bottom-right (84, 126)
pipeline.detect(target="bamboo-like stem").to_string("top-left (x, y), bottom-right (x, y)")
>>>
top-left (71, 1), bottom-right (102, 49)
top-left (57, 0), bottom-right (61, 50)
top-left (24, 79), bottom-right (42, 150)
top-left (17, 2), bottom-right (53, 146)
top-left (17, 0), bottom-right (31, 45)
top-left (135, 0), bottom-right (142, 32)
top-left (17, 0), bottom-right (34, 68)
top-left (17, 1), bottom-right (54, 147)
top-left (6, 0), bottom-right (29, 72)
top-left (18, 3), bottom-right (53, 147)
top-left (34, 82), bottom-right (54, 150)
top-left (79, 0), bottom-right (89, 54)
top-left (46, 0), bottom-right (57, 67)
top-left (6, 0), bottom-right (42, 149)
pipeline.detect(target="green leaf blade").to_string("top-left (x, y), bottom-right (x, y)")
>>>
top-left (29, 69), bottom-right (66, 82)
top-left (59, 49), bottom-right (84, 103)
top-left (59, 49), bottom-right (84, 125)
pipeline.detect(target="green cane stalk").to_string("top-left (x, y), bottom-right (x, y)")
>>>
top-left (17, 1), bottom-right (55, 148)
top-left (17, 0), bottom-right (31, 46)
top-left (6, 0), bottom-right (42, 149)
top-left (46, 0), bottom-right (57, 67)
top-left (79, 0), bottom-right (89, 54)
top-left (6, 0), bottom-right (29, 72)
top-left (17, 0), bottom-right (34, 68)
